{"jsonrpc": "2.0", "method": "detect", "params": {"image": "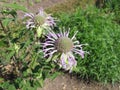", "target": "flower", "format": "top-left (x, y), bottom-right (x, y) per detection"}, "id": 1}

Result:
top-left (42, 29), bottom-right (88, 72)
top-left (24, 8), bottom-right (56, 29)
